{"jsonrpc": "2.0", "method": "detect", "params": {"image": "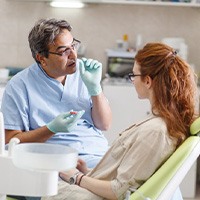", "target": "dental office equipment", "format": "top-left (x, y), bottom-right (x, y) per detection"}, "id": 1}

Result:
top-left (0, 112), bottom-right (78, 200)
top-left (12, 143), bottom-right (77, 171)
